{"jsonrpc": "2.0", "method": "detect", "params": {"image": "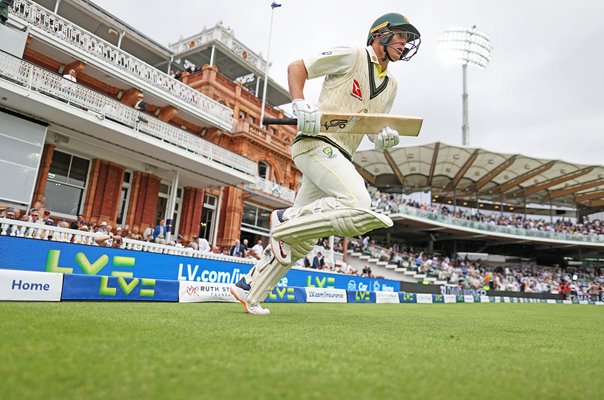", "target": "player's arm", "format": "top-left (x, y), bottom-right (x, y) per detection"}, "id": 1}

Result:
top-left (287, 59), bottom-right (307, 101)
top-left (368, 82), bottom-right (399, 149)
top-left (287, 47), bottom-right (356, 135)
top-left (287, 59), bottom-right (320, 134)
